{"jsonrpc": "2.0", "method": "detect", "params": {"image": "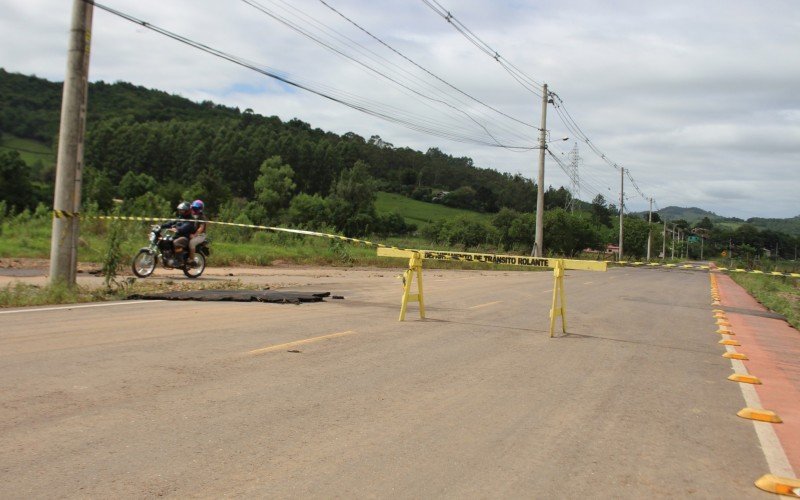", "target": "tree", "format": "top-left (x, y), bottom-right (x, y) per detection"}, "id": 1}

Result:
top-left (442, 186), bottom-right (477, 210)
top-left (492, 208), bottom-right (520, 251)
top-left (288, 193), bottom-right (330, 230)
top-left (591, 194), bottom-right (612, 227)
top-left (620, 216), bottom-right (652, 258)
top-left (331, 160), bottom-right (376, 214)
top-left (83, 165), bottom-right (115, 210)
top-left (0, 150), bottom-right (33, 212)
top-left (118, 171), bottom-right (157, 200)
top-left (327, 161), bottom-right (378, 236)
top-left (543, 208), bottom-right (599, 256)
top-left (544, 186), bottom-right (572, 210)
top-left (694, 216), bottom-right (714, 230)
top-left (253, 155), bottom-right (296, 216)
